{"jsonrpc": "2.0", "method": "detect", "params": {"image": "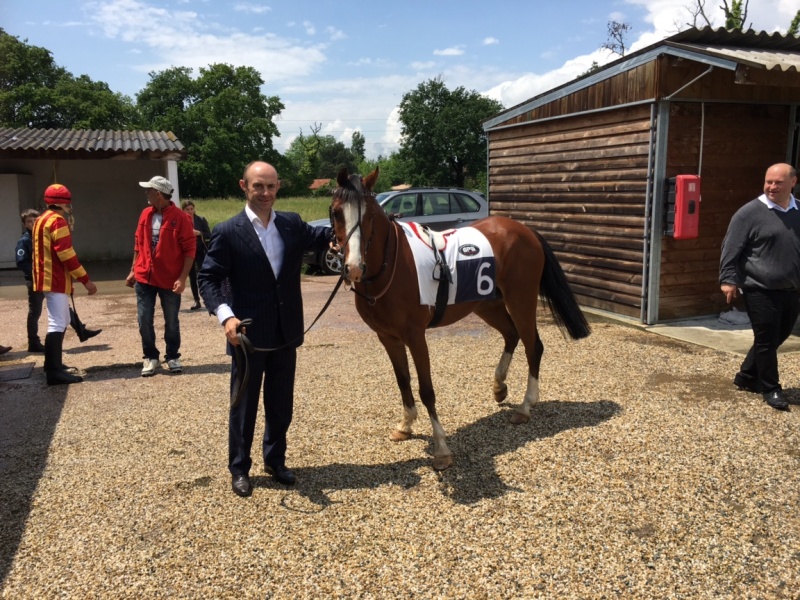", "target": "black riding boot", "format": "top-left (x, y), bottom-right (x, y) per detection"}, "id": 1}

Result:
top-left (70, 308), bottom-right (102, 342)
top-left (44, 332), bottom-right (83, 385)
top-left (28, 337), bottom-right (46, 353)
